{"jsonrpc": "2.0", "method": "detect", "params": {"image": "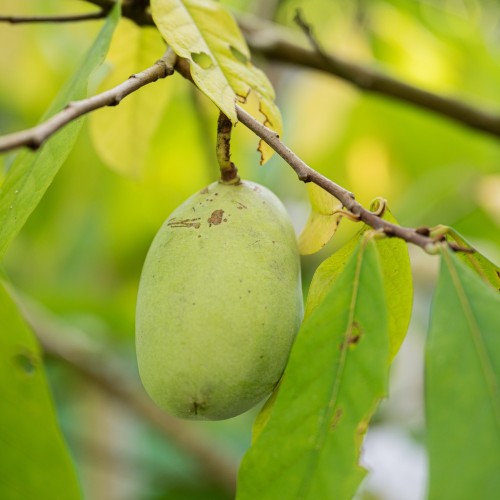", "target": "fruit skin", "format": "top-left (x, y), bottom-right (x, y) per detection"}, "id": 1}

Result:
top-left (136, 180), bottom-right (303, 420)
